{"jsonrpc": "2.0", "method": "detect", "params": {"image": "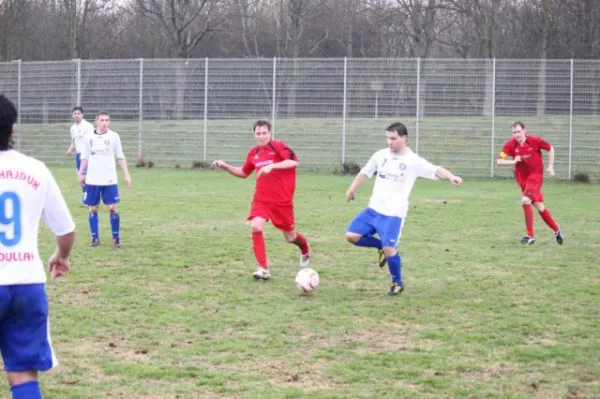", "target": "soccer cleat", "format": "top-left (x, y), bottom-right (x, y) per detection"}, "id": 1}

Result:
top-left (252, 267), bottom-right (270, 280)
top-left (113, 238), bottom-right (120, 248)
top-left (554, 229), bottom-right (564, 245)
top-left (300, 253), bottom-right (310, 268)
top-left (90, 238), bottom-right (100, 247)
top-left (387, 282), bottom-right (404, 296)
top-left (520, 236), bottom-right (535, 245)
top-left (378, 249), bottom-right (387, 268)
